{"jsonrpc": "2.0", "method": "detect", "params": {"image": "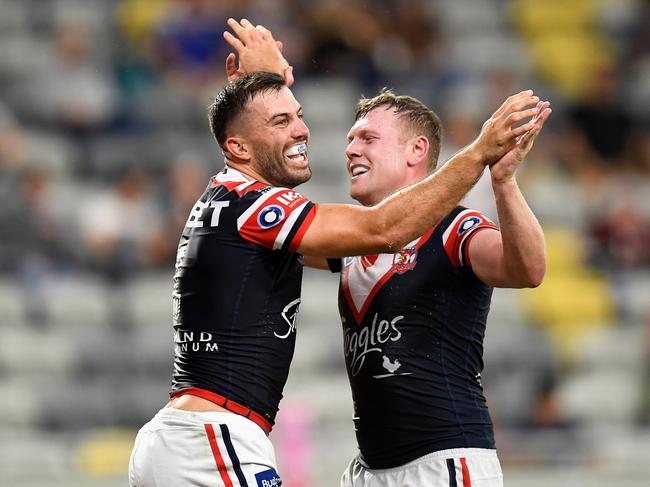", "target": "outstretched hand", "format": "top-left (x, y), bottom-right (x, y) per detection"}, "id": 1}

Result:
top-left (223, 18), bottom-right (294, 86)
top-left (490, 101), bottom-right (552, 184)
top-left (470, 90), bottom-right (542, 166)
